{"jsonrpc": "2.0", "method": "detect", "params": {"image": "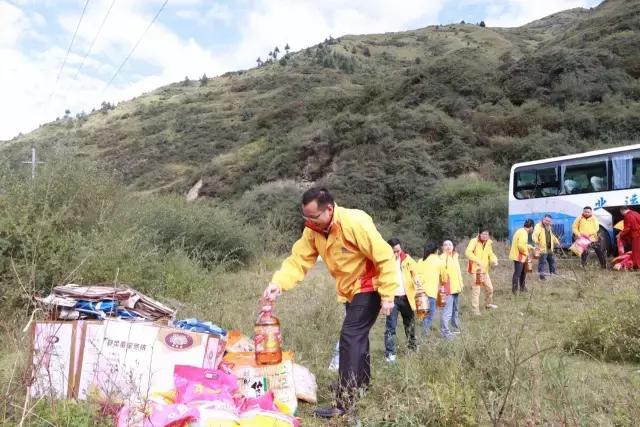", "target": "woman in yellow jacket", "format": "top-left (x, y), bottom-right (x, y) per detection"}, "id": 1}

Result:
top-left (509, 218), bottom-right (535, 295)
top-left (439, 240), bottom-right (463, 340)
top-left (415, 241), bottom-right (445, 337)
